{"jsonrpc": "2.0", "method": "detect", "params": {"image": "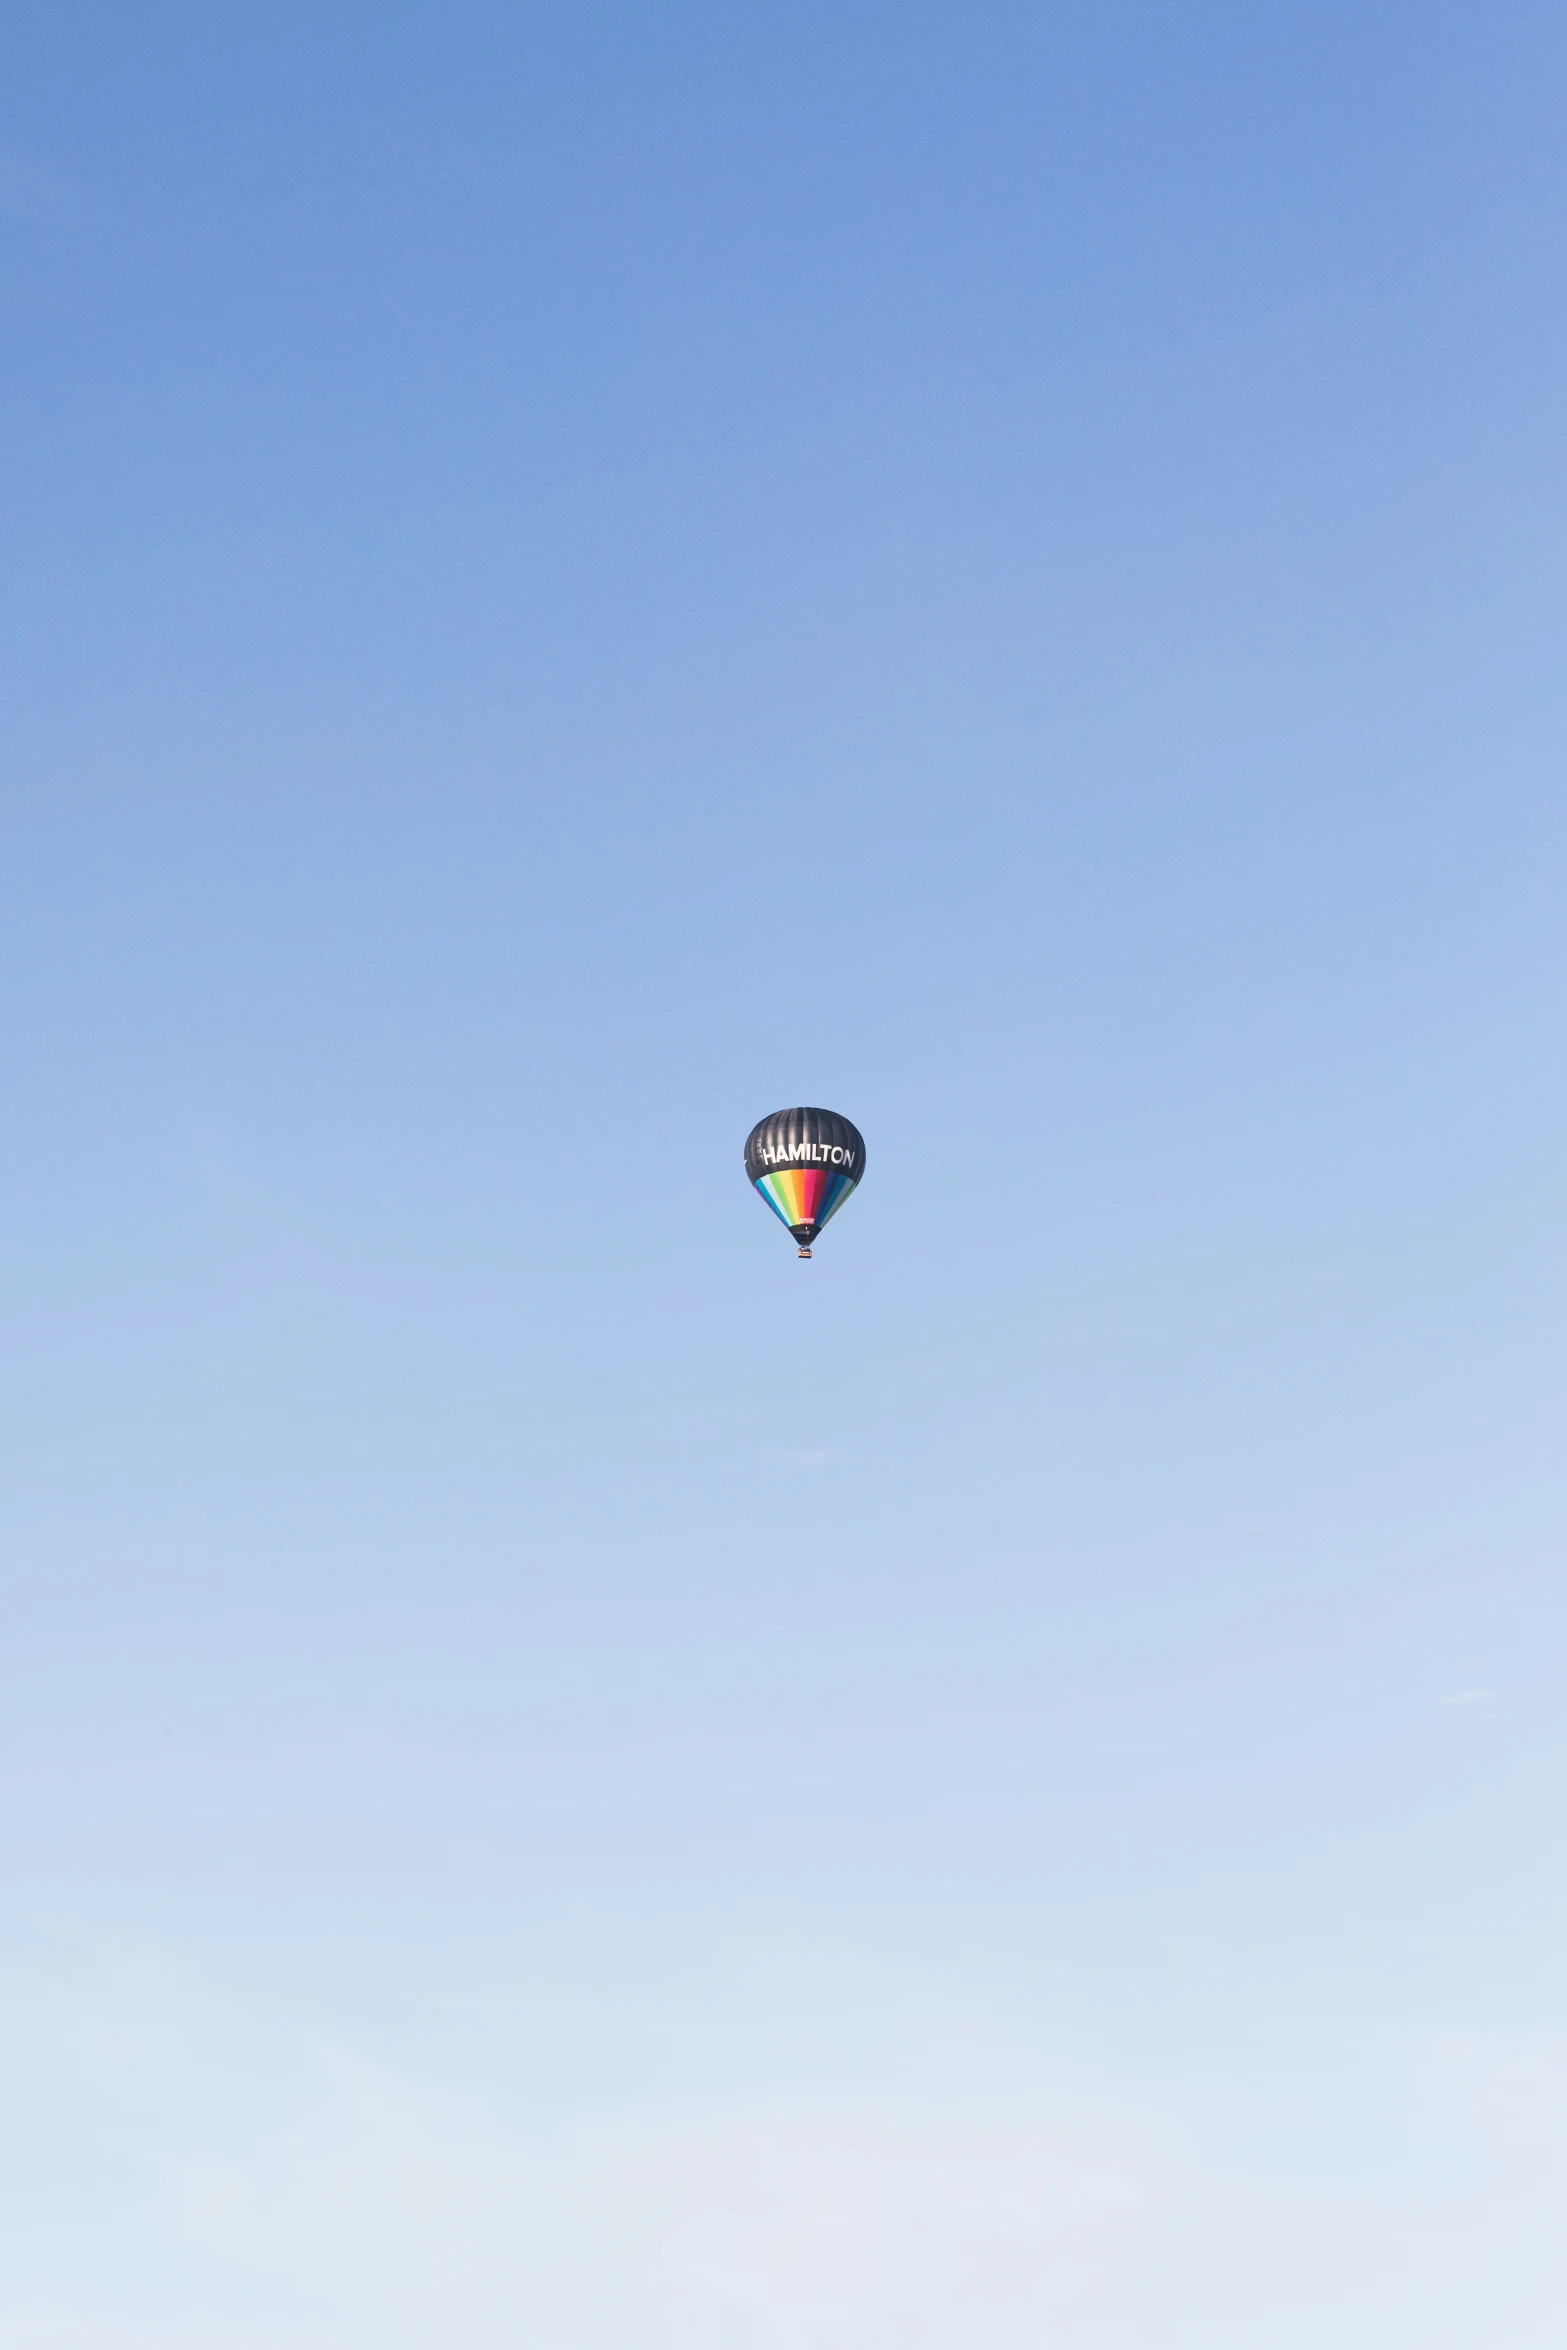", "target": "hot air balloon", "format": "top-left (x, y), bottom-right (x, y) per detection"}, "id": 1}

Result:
top-left (744, 1107), bottom-right (866, 1258)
